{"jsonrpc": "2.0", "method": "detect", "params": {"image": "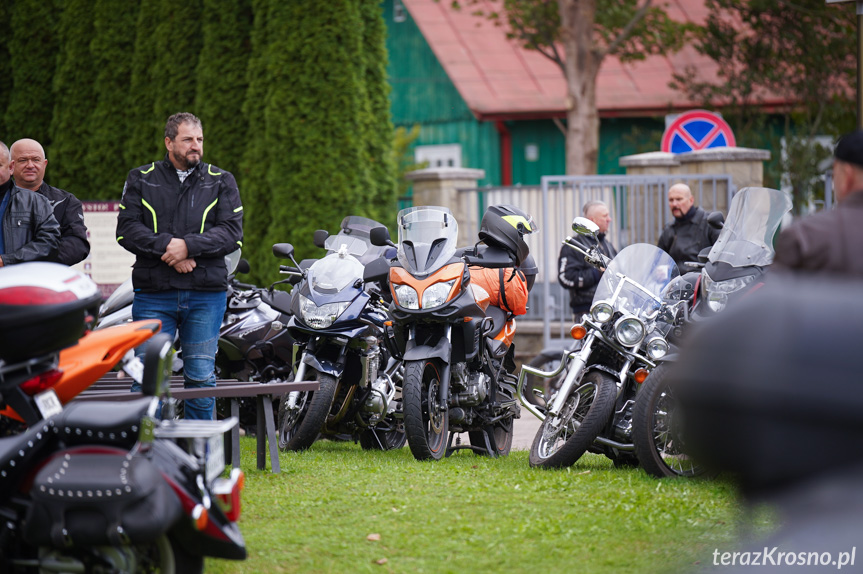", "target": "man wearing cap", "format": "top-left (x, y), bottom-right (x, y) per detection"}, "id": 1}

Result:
top-left (773, 130), bottom-right (863, 277)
